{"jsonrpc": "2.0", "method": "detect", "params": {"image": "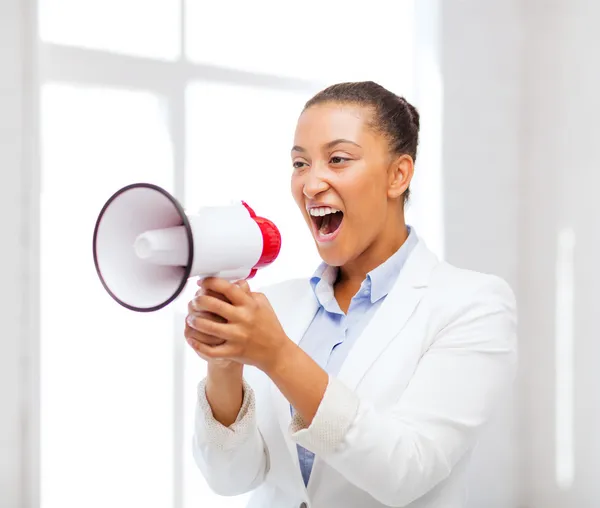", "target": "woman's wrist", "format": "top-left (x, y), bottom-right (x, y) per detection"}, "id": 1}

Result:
top-left (262, 340), bottom-right (328, 425)
top-left (262, 339), bottom-right (299, 379)
top-left (207, 360), bottom-right (243, 380)
top-left (205, 361), bottom-right (244, 427)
